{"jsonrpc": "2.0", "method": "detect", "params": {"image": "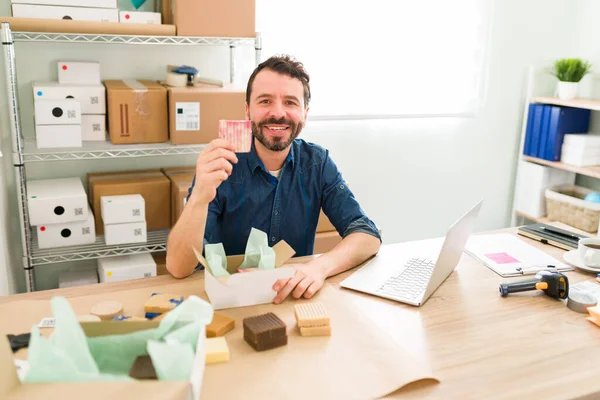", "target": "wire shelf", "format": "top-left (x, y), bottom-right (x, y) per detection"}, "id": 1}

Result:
top-left (13, 31), bottom-right (257, 46)
top-left (22, 139), bottom-right (205, 162)
top-left (30, 229), bottom-right (169, 266)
